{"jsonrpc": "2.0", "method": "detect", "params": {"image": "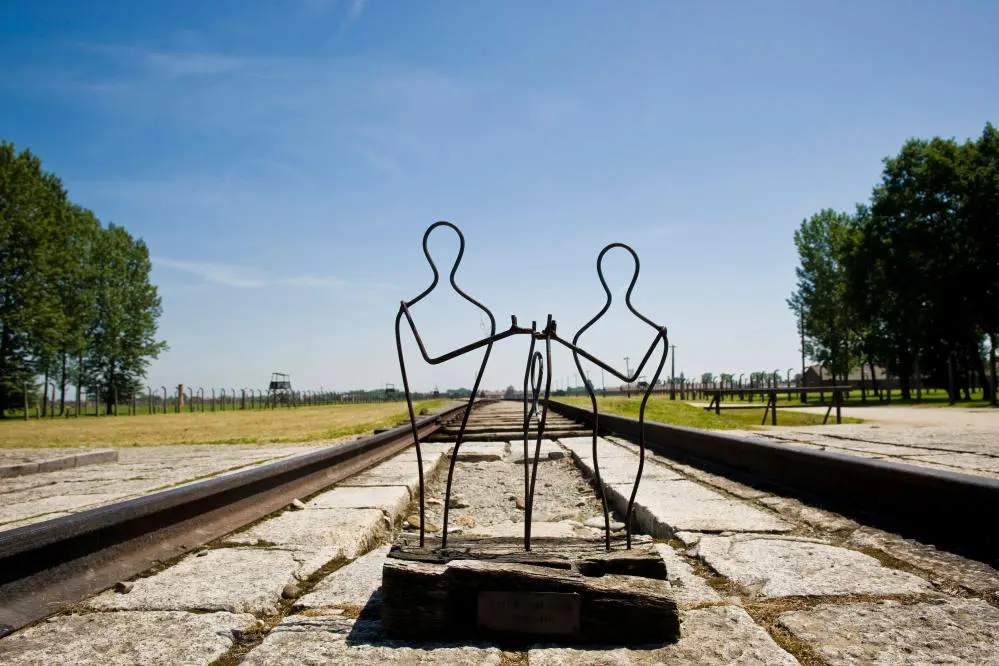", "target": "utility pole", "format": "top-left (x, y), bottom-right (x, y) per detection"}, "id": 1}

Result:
top-left (669, 345), bottom-right (677, 400)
